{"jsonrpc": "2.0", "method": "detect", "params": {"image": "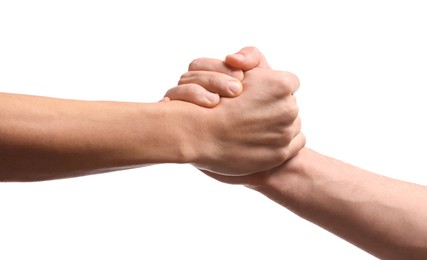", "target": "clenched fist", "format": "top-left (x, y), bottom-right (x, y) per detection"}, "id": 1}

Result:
top-left (165, 47), bottom-right (305, 176)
